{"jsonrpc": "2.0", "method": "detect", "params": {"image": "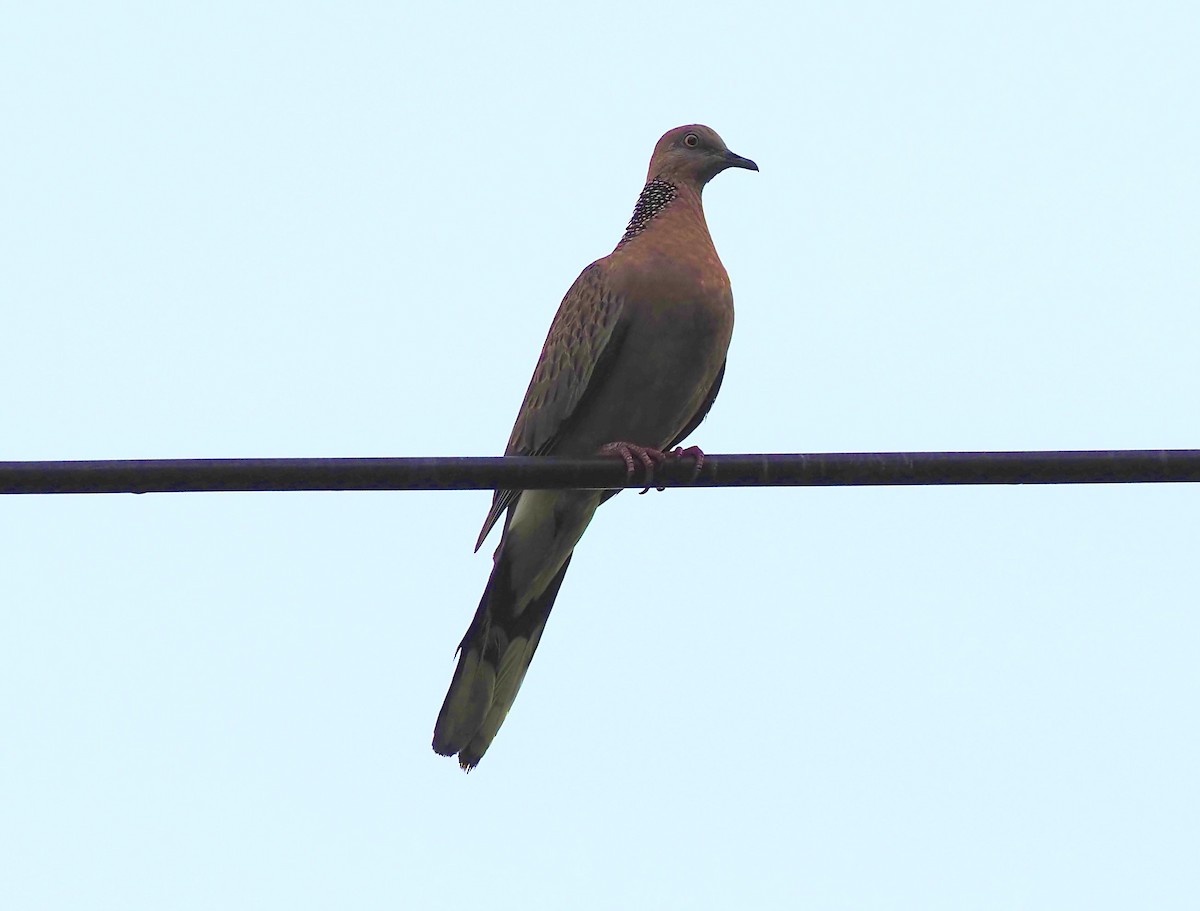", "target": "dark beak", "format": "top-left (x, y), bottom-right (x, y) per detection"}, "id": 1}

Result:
top-left (723, 149), bottom-right (759, 172)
